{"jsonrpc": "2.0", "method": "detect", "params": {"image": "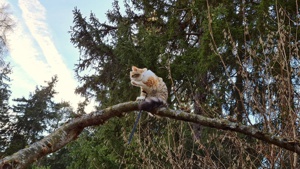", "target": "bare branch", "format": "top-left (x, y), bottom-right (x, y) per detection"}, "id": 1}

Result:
top-left (1, 101), bottom-right (300, 168)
